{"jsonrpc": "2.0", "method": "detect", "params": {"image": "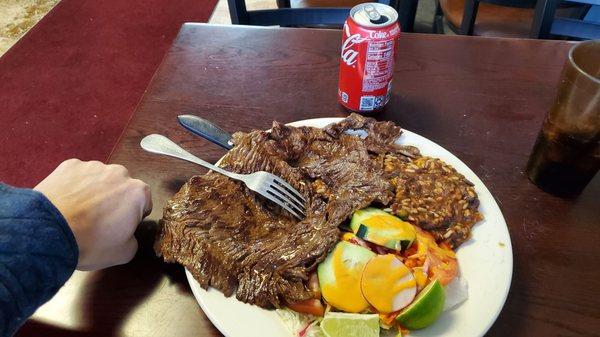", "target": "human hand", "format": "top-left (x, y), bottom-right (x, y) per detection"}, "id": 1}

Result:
top-left (34, 159), bottom-right (152, 271)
